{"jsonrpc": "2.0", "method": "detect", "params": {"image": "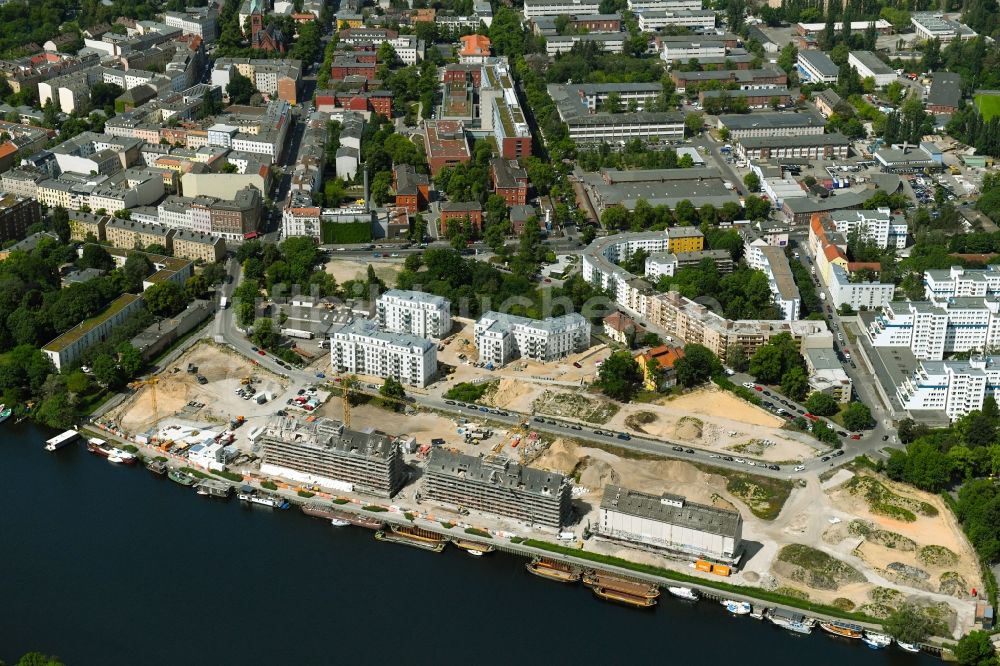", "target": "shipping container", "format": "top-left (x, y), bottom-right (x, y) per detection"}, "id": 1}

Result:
top-left (695, 560), bottom-right (713, 572)
top-left (712, 564), bottom-right (731, 577)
